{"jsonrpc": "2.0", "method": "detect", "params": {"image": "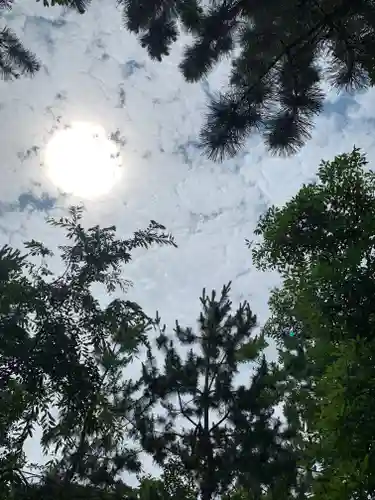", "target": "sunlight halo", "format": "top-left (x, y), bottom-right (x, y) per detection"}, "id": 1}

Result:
top-left (44, 121), bottom-right (122, 199)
